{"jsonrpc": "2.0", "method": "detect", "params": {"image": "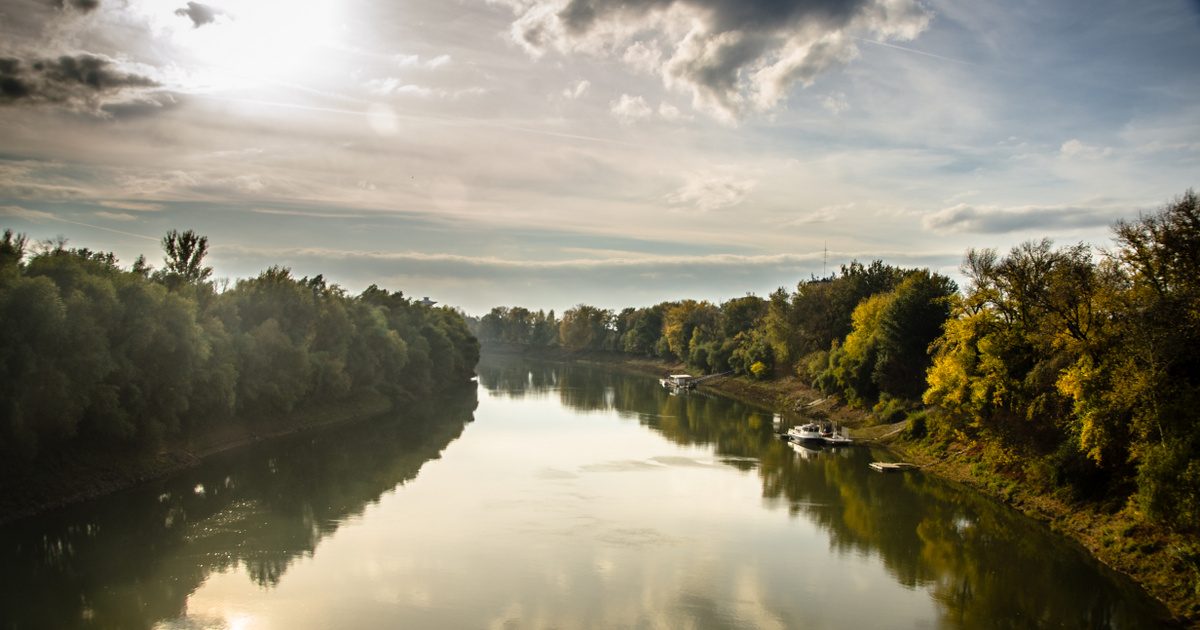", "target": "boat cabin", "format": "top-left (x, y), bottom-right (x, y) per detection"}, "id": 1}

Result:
top-left (660, 374), bottom-right (697, 390)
